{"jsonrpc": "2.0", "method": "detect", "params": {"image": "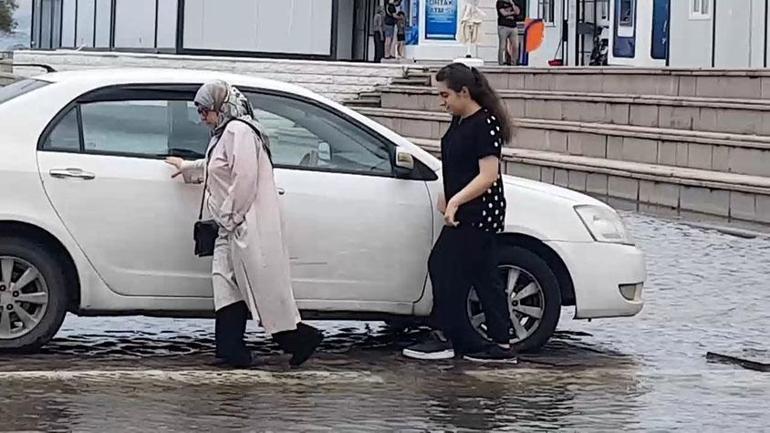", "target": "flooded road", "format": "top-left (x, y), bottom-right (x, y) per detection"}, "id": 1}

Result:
top-left (1, 213), bottom-right (769, 432)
